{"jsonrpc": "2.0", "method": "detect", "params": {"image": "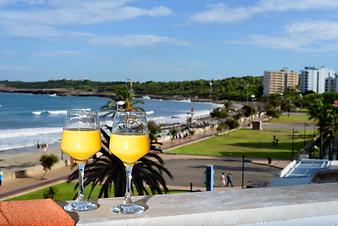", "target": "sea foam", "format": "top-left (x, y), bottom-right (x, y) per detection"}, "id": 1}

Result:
top-left (0, 127), bottom-right (62, 151)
